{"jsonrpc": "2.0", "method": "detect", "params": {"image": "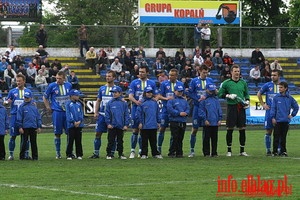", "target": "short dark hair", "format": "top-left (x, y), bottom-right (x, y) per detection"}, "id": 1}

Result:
top-left (57, 71), bottom-right (65, 78)
top-left (139, 65), bottom-right (149, 73)
top-left (279, 81), bottom-right (288, 89)
top-left (16, 74), bottom-right (26, 81)
top-left (107, 70), bottom-right (117, 78)
top-left (200, 64), bottom-right (209, 71)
